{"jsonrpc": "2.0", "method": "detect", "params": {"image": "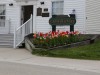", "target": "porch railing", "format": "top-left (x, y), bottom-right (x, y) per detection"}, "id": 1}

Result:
top-left (14, 15), bottom-right (33, 48)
